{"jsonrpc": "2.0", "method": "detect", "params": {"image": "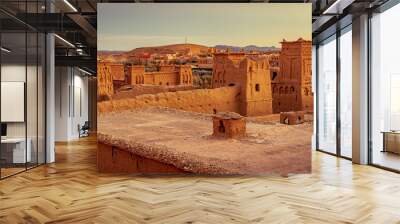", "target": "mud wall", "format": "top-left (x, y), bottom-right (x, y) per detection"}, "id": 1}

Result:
top-left (112, 85), bottom-right (194, 100)
top-left (98, 86), bottom-right (241, 114)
